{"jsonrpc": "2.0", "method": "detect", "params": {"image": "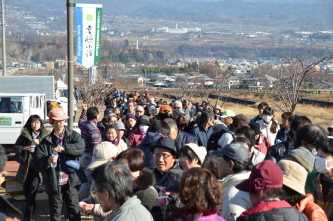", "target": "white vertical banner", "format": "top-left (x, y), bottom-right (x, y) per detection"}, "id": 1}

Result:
top-left (76, 4), bottom-right (103, 69)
